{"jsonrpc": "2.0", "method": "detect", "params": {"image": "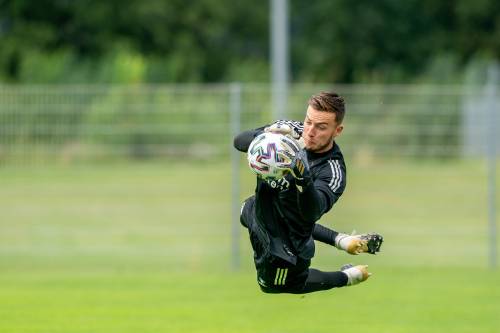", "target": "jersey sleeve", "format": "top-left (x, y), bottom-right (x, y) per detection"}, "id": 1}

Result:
top-left (313, 159), bottom-right (346, 213)
top-left (233, 126), bottom-right (266, 152)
